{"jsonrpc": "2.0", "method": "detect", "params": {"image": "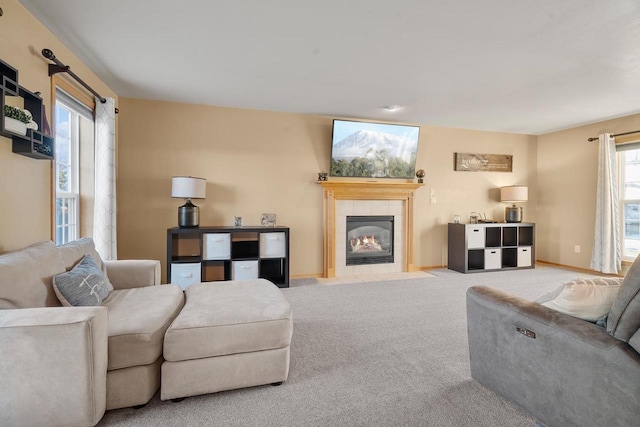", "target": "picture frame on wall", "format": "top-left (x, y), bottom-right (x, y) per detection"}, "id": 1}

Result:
top-left (454, 153), bottom-right (512, 172)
